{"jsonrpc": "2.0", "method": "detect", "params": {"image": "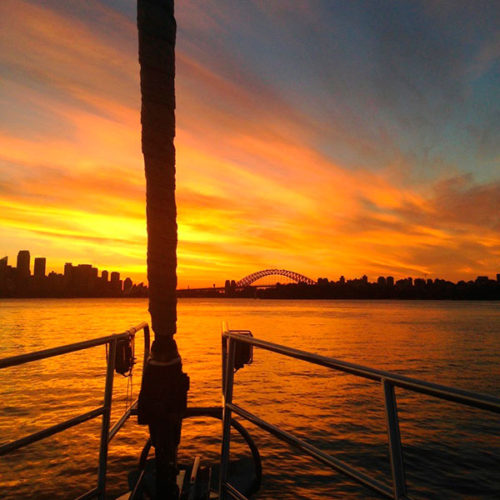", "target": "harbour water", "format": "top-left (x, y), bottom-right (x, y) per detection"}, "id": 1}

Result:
top-left (0, 298), bottom-right (499, 499)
